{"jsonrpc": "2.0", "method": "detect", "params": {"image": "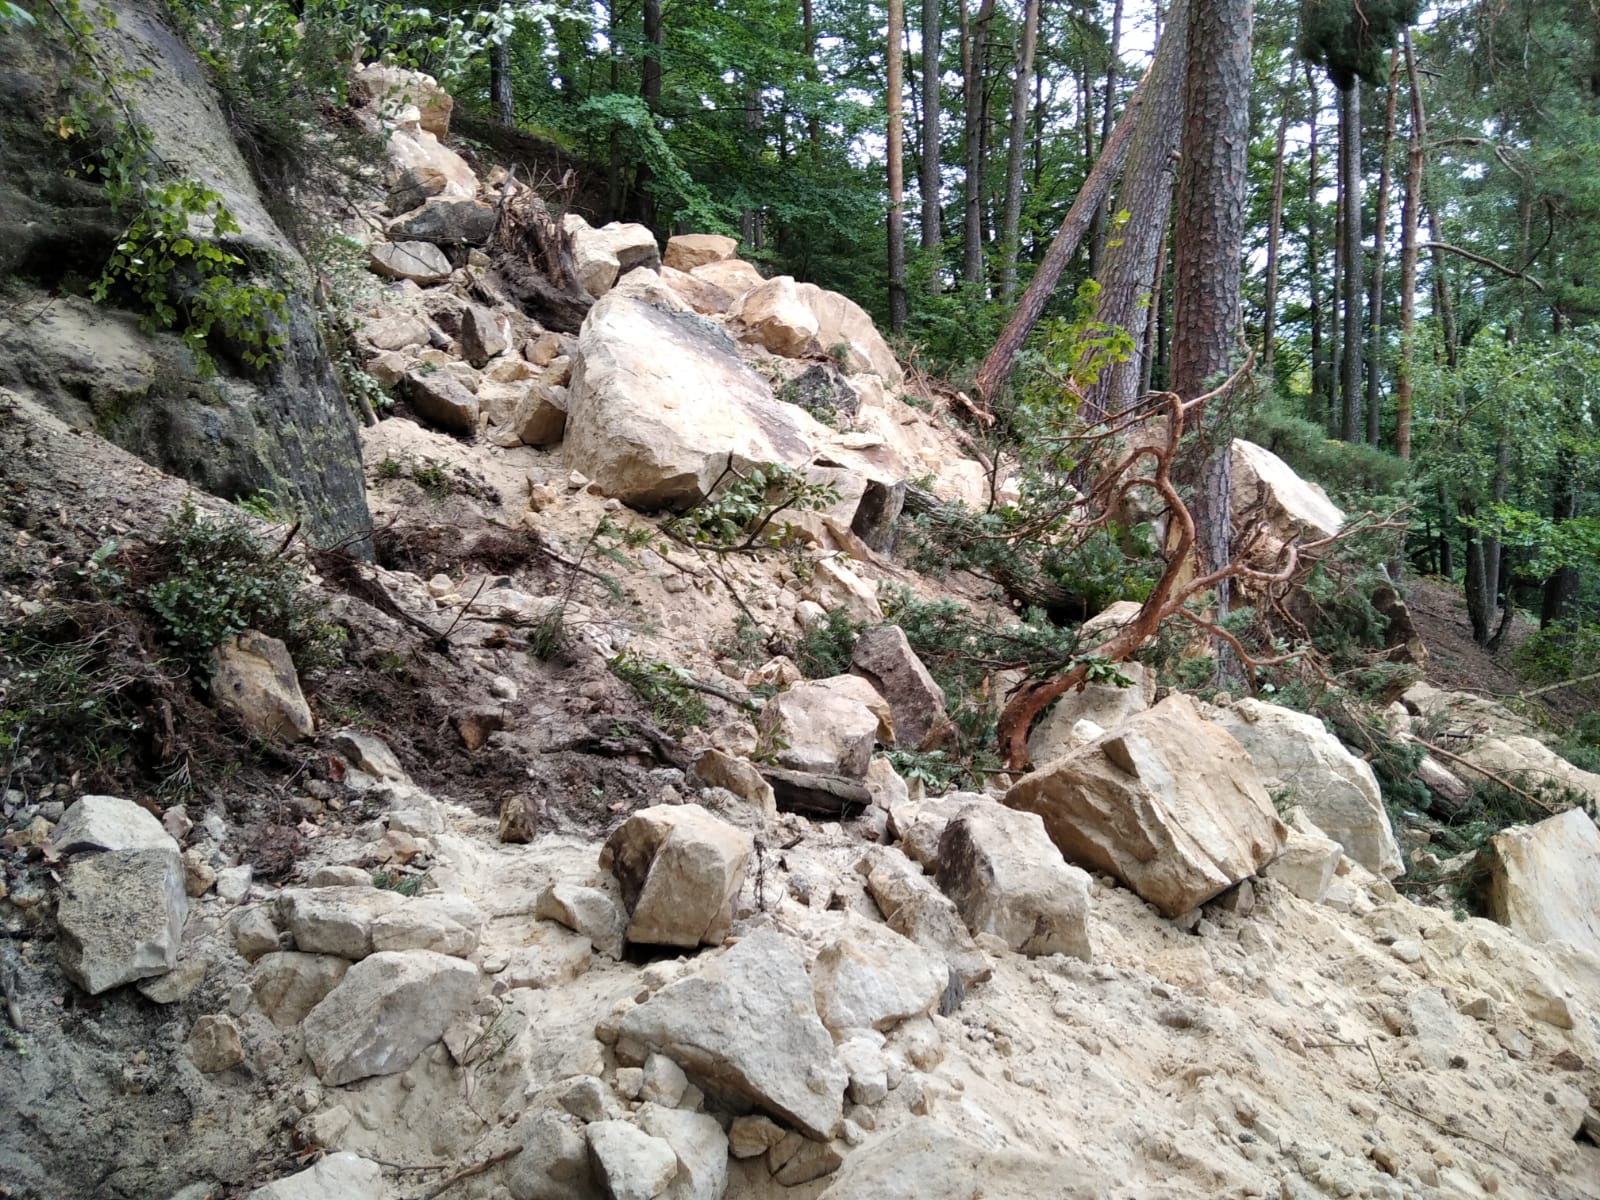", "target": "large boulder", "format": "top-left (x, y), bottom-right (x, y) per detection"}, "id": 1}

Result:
top-left (586, 1121), bottom-right (679, 1200)
top-left (56, 847), bottom-right (187, 994)
top-left (302, 950), bottom-right (480, 1085)
top-left (248, 1152), bottom-right (384, 1200)
top-left (563, 294), bottom-right (822, 509)
top-left (1230, 438), bottom-right (1344, 544)
top-left (368, 239), bottom-right (454, 285)
top-left (600, 805), bottom-right (753, 948)
top-left (279, 886), bottom-right (407, 960)
top-left (756, 676), bottom-right (891, 779)
top-left (1462, 736), bottom-right (1600, 808)
top-left (1262, 811), bottom-right (1344, 903)
top-left (732, 276), bottom-right (820, 356)
top-left (689, 258), bottom-right (764, 297)
top-left (1485, 808), bottom-right (1600, 960)
top-left (514, 384), bottom-right (569, 446)
top-left (794, 282), bottom-right (903, 387)
top-left (387, 197), bottom-right (497, 246)
top-left (1026, 662), bottom-right (1155, 763)
top-left (406, 369), bottom-right (480, 435)
top-left (250, 951), bottom-right (351, 1027)
top-left (858, 845), bottom-right (990, 988)
top-left (810, 915), bottom-right (947, 1035)
top-left (935, 804), bottom-right (1093, 959)
top-left (1208, 698), bottom-right (1403, 878)
top-left (211, 630), bottom-right (314, 741)
top-left (381, 131), bottom-right (478, 213)
top-left (664, 234), bottom-right (739, 271)
top-left (1005, 694), bottom-right (1286, 917)
top-left (352, 63), bottom-right (453, 139)
top-left (618, 928), bottom-right (848, 1140)
top-left (849, 625), bottom-right (947, 750)
top-left (564, 216), bottom-right (662, 297)
top-left (50, 794), bottom-right (171, 854)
